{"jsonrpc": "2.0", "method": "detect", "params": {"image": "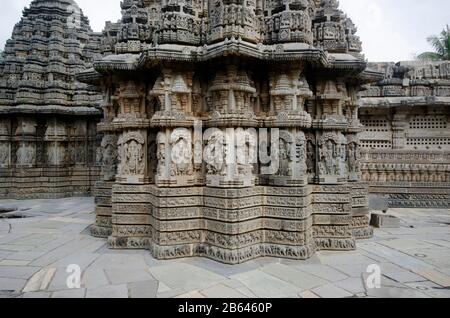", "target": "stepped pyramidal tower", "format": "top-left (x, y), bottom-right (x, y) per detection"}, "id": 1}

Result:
top-left (77, 0), bottom-right (378, 264)
top-left (0, 0), bottom-right (103, 198)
